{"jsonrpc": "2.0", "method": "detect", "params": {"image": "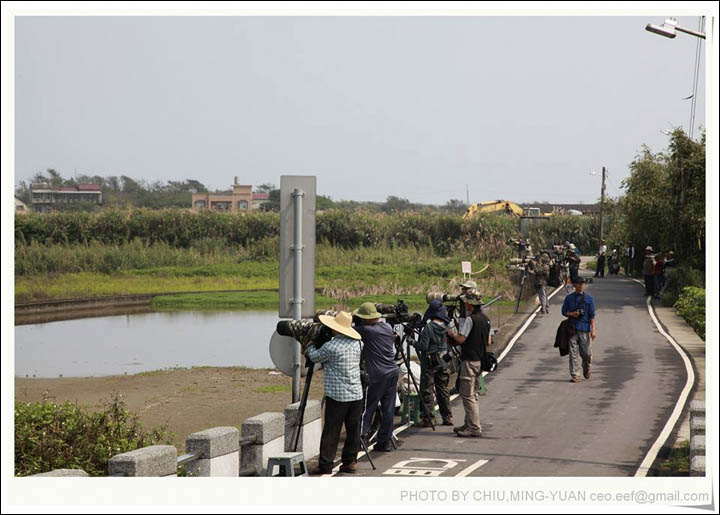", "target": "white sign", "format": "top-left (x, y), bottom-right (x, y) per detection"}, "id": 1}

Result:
top-left (461, 261), bottom-right (472, 274)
